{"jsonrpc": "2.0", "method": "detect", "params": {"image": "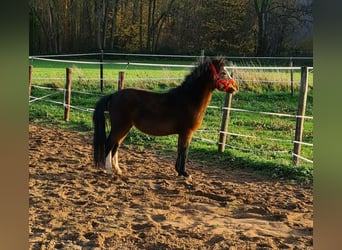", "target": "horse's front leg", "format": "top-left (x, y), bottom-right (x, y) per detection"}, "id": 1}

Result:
top-left (175, 133), bottom-right (192, 177)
